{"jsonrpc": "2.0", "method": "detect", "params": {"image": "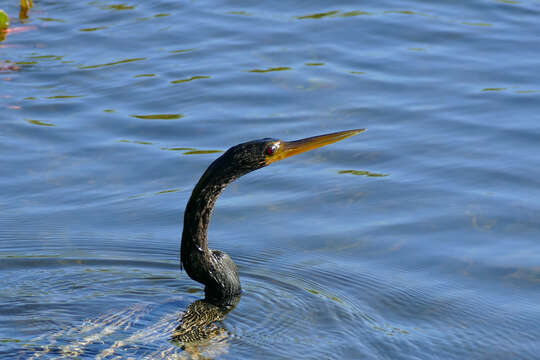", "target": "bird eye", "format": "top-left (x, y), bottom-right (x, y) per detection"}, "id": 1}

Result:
top-left (265, 144), bottom-right (278, 156)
